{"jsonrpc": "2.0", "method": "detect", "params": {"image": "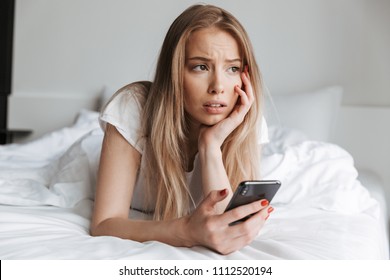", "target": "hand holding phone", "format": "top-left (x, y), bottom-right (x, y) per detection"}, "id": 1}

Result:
top-left (225, 180), bottom-right (281, 225)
